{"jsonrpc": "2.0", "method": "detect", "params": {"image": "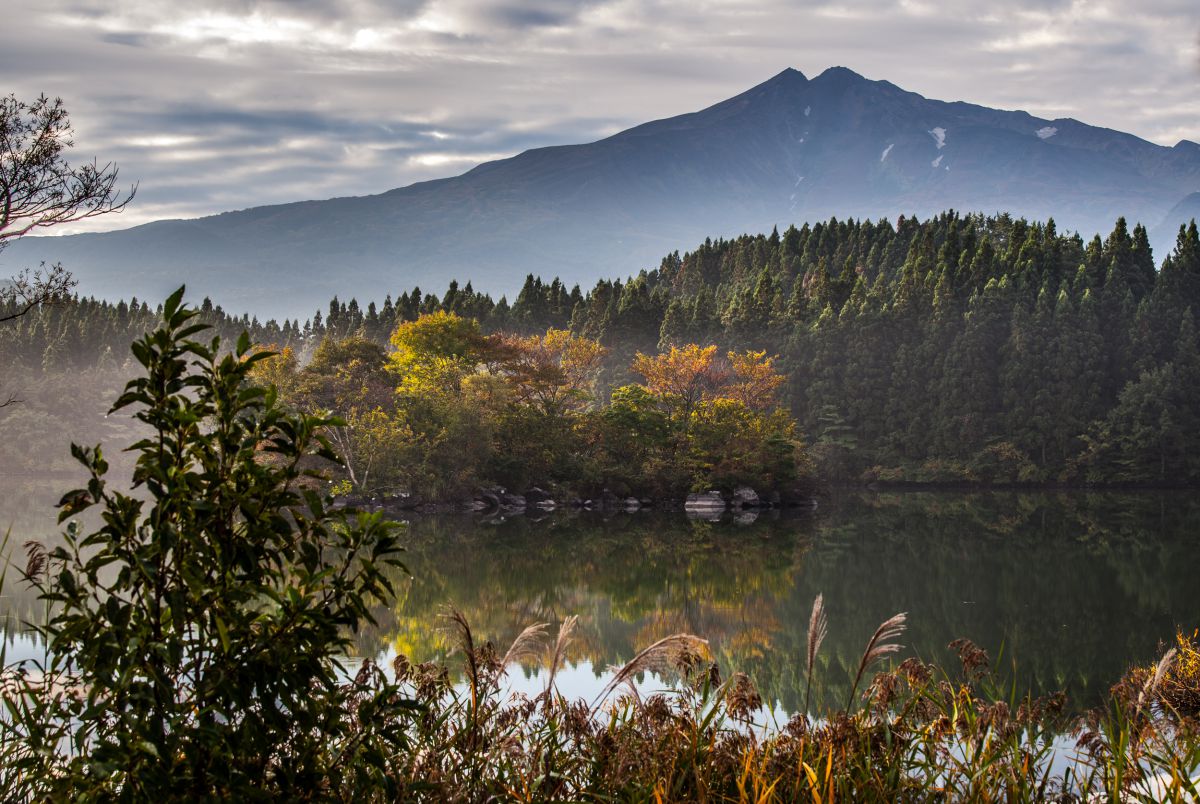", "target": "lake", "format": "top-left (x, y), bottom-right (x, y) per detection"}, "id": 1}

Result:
top-left (3, 482), bottom-right (1198, 715)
